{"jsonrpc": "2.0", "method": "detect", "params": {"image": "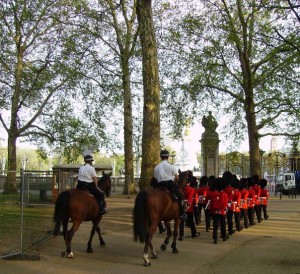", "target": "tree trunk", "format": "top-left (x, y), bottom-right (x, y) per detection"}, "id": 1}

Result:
top-left (245, 96), bottom-right (262, 177)
top-left (4, 28), bottom-right (23, 194)
top-left (4, 133), bottom-right (18, 193)
top-left (122, 59), bottom-right (135, 195)
top-left (237, 7), bottom-right (262, 178)
top-left (137, 0), bottom-right (160, 190)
